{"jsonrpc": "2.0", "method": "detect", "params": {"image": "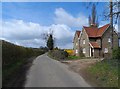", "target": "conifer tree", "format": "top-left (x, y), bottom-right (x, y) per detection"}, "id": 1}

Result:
top-left (47, 34), bottom-right (54, 50)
